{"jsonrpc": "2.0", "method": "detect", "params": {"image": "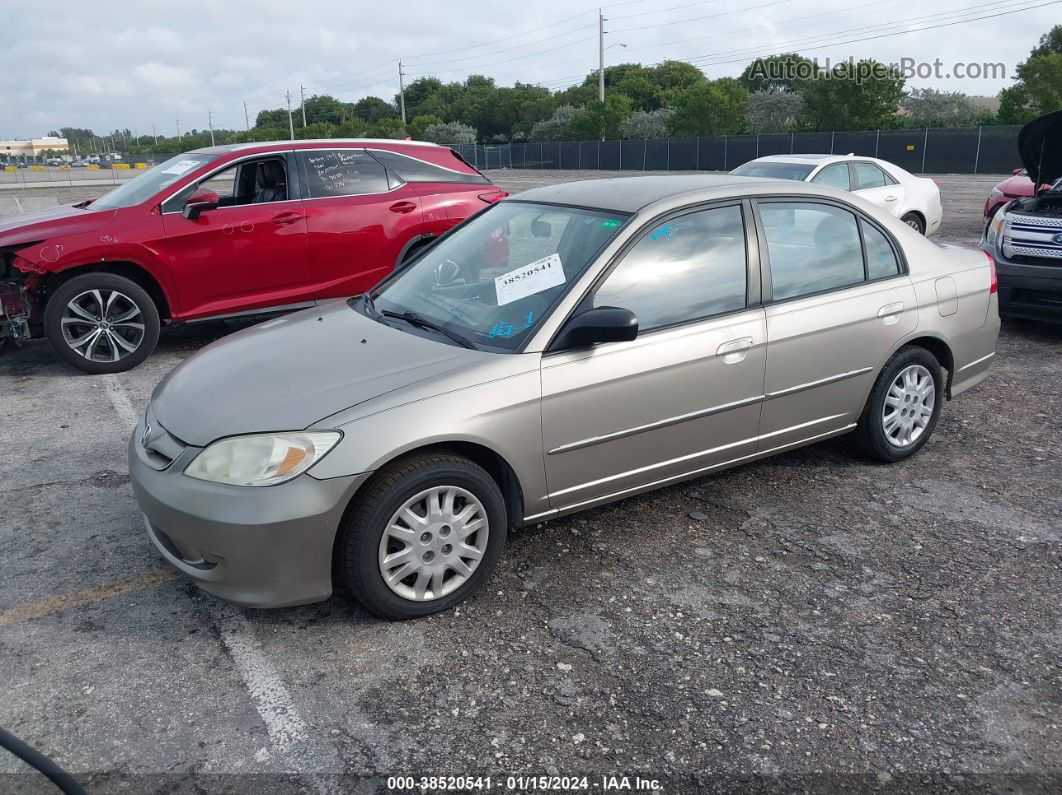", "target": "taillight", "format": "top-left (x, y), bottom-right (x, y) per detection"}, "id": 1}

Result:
top-left (478, 191), bottom-right (507, 204)
top-left (983, 249), bottom-right (997, 293)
